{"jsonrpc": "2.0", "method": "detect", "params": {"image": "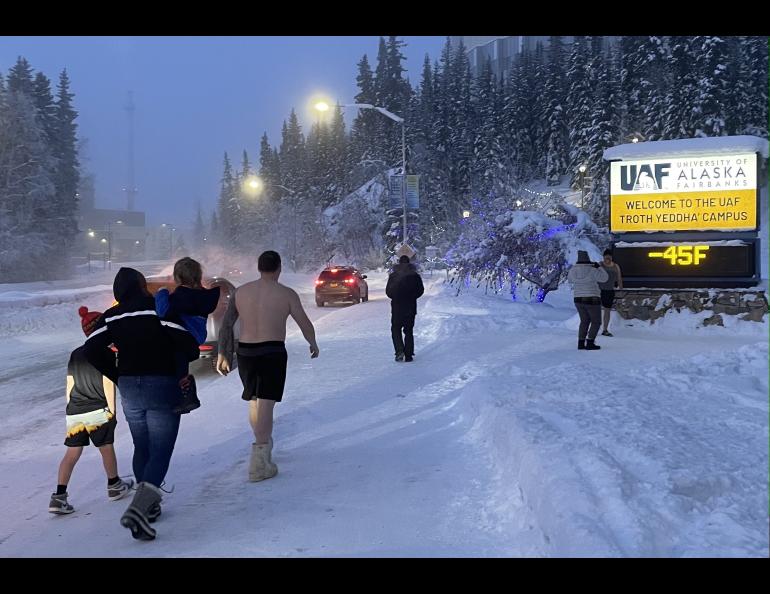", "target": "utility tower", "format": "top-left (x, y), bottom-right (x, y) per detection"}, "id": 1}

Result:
top-left (124, 91), bottom-right (137, 211)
